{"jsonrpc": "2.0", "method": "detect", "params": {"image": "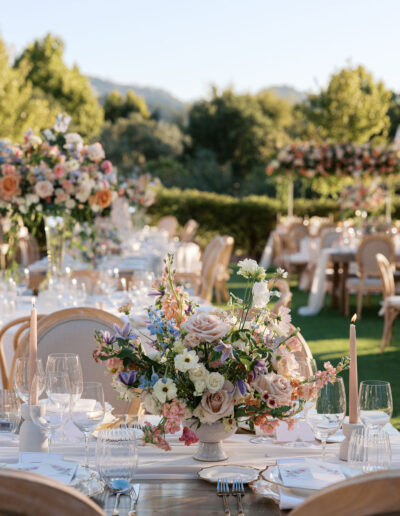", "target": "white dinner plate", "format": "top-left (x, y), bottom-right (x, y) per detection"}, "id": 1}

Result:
top-left (261, 465), bottom-right (316, 496)
top-left (198, 465), bottom-right (260, 484)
